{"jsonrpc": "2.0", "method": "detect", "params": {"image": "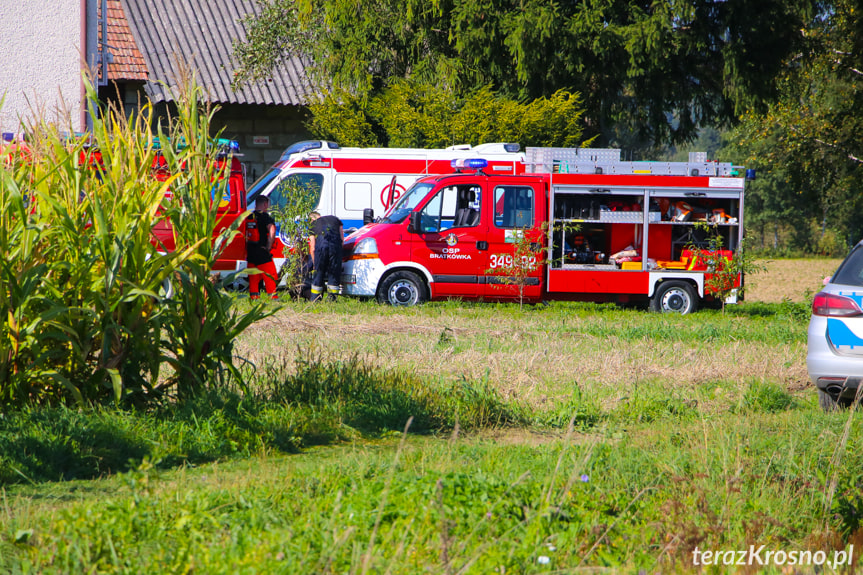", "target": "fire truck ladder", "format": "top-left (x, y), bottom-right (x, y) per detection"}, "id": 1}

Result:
top-left (525, 148), bottom-right (739, 177)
